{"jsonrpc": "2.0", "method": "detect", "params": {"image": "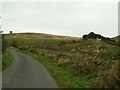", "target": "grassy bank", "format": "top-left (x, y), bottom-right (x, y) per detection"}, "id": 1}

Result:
top-left (2, 49), bottom-right (14, 71)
